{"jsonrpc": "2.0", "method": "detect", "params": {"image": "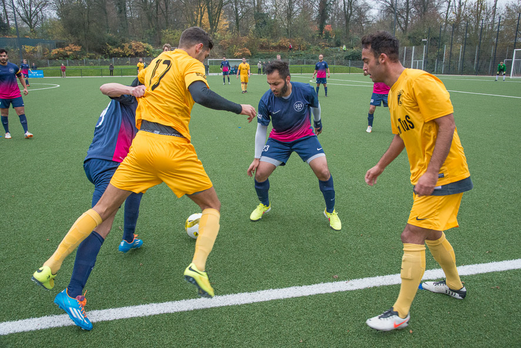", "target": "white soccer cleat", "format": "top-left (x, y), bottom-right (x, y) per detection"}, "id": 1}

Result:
top-left (24, 131), bottom-right (33, 139)
top-left (4, 132), bottom-right (12, 139)
top-left (366, 307), bottom-right (410, 331)
top-left (366, 126), bottom-right (372, 133)
top-left (420, 280), bottom-right (466, 299)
